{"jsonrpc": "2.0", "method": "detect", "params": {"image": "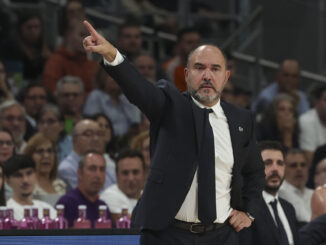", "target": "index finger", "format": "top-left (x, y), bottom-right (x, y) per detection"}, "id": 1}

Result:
top-left (83, 20), bottom-right (98, 37)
